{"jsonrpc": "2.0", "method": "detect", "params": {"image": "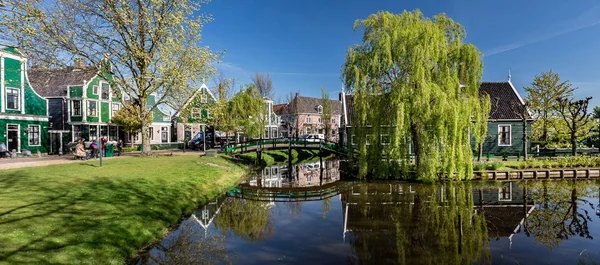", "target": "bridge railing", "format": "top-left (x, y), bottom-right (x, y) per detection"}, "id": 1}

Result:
top-left (224, 137), bottom-right (348, 154)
